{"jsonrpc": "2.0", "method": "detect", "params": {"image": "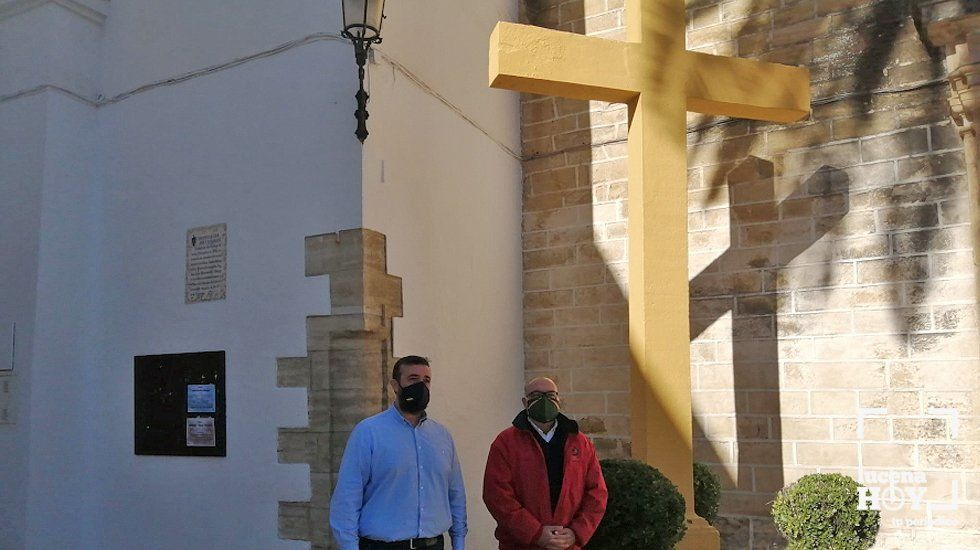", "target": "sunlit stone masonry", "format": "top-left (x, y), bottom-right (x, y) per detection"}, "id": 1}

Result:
top-left (517, 0), bottom-right (978, 547)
